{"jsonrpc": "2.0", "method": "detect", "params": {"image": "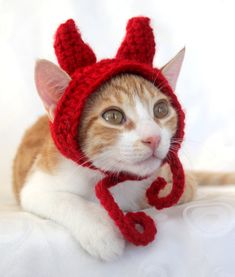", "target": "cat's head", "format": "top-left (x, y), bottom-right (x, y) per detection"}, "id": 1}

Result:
top-left (35, 49), bottom-right (185, 177)
top-left (35, 17), bottom-right (185, 177)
